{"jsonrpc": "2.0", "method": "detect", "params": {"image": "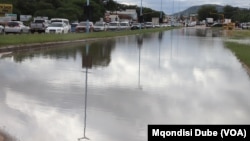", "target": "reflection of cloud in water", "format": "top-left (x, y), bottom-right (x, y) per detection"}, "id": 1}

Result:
top-left (3, 89), bottom-right (111, 141)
